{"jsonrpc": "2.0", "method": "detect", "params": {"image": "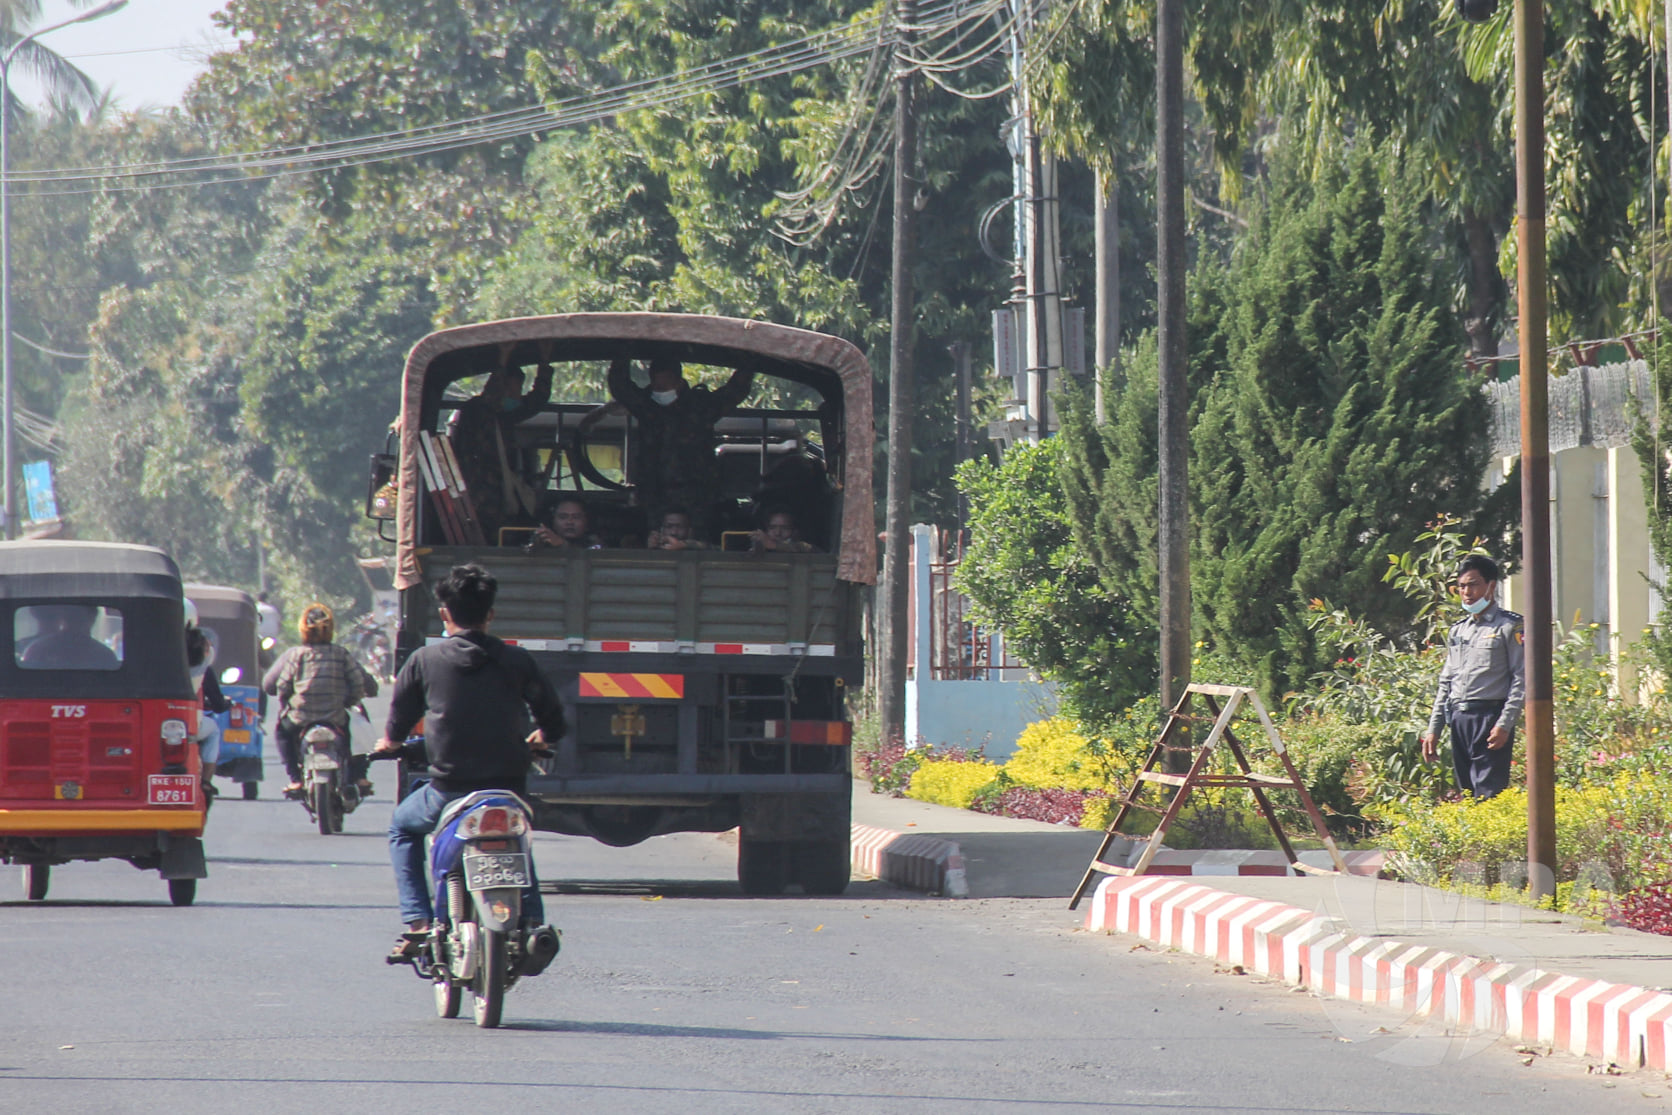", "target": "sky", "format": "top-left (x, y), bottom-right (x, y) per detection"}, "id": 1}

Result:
top-left (11, 0), bottom-right (235, 111)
